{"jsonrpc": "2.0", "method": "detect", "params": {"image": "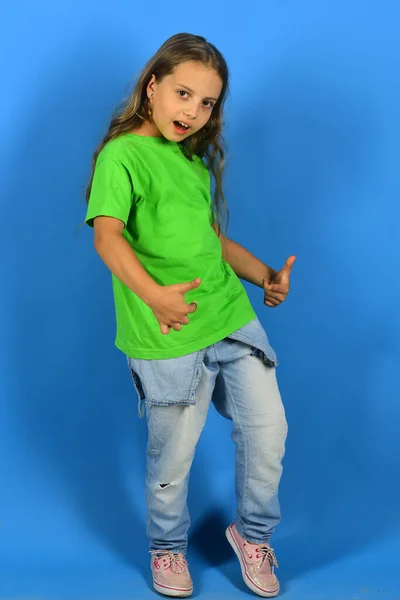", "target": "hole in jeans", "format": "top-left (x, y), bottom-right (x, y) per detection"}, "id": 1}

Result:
top-left (159, 483), bottom-right (170, 489)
